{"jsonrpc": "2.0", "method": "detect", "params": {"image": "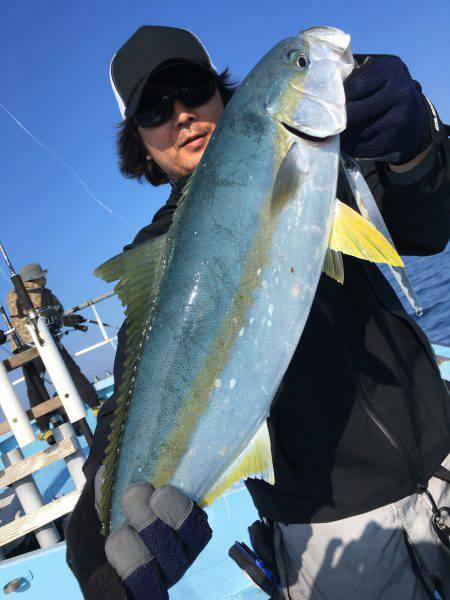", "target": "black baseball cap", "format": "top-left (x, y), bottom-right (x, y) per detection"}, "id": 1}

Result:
top-left (110, 26), bottom-right (215, 119)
